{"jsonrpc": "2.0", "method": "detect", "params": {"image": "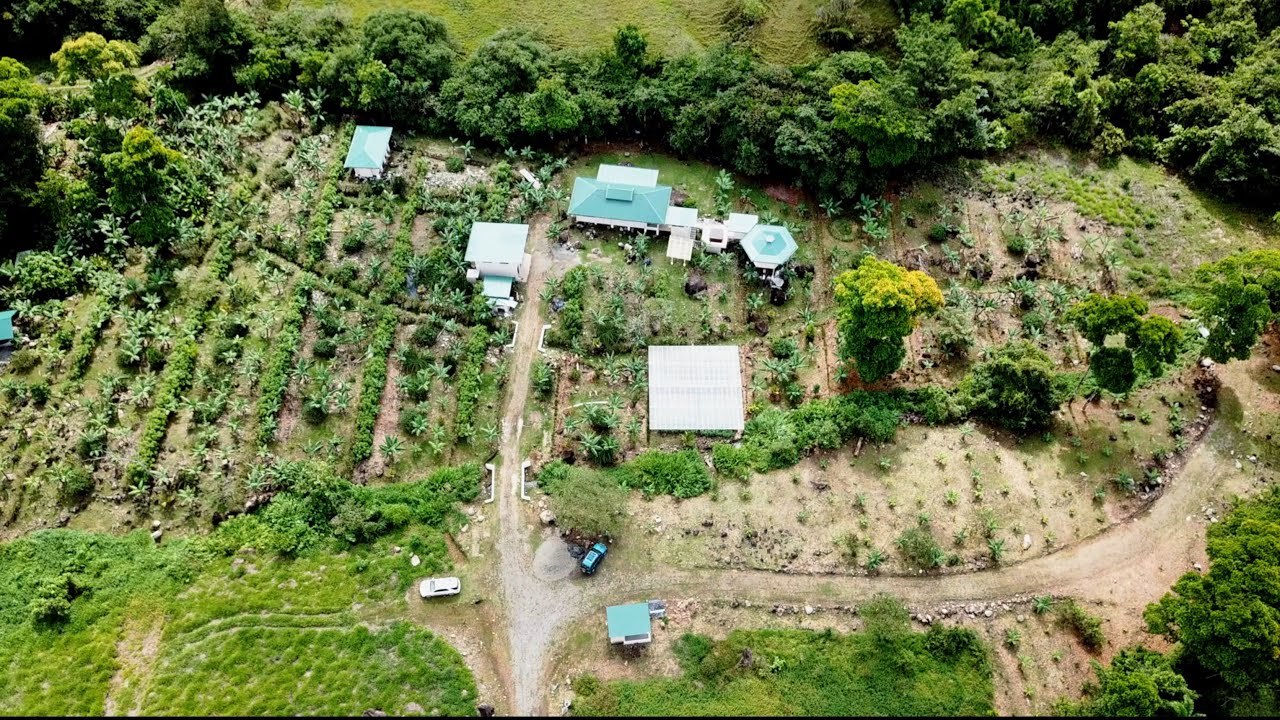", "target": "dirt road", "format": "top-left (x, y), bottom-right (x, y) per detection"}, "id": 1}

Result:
top-left (487, 219), bottom-right (1242, 715)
